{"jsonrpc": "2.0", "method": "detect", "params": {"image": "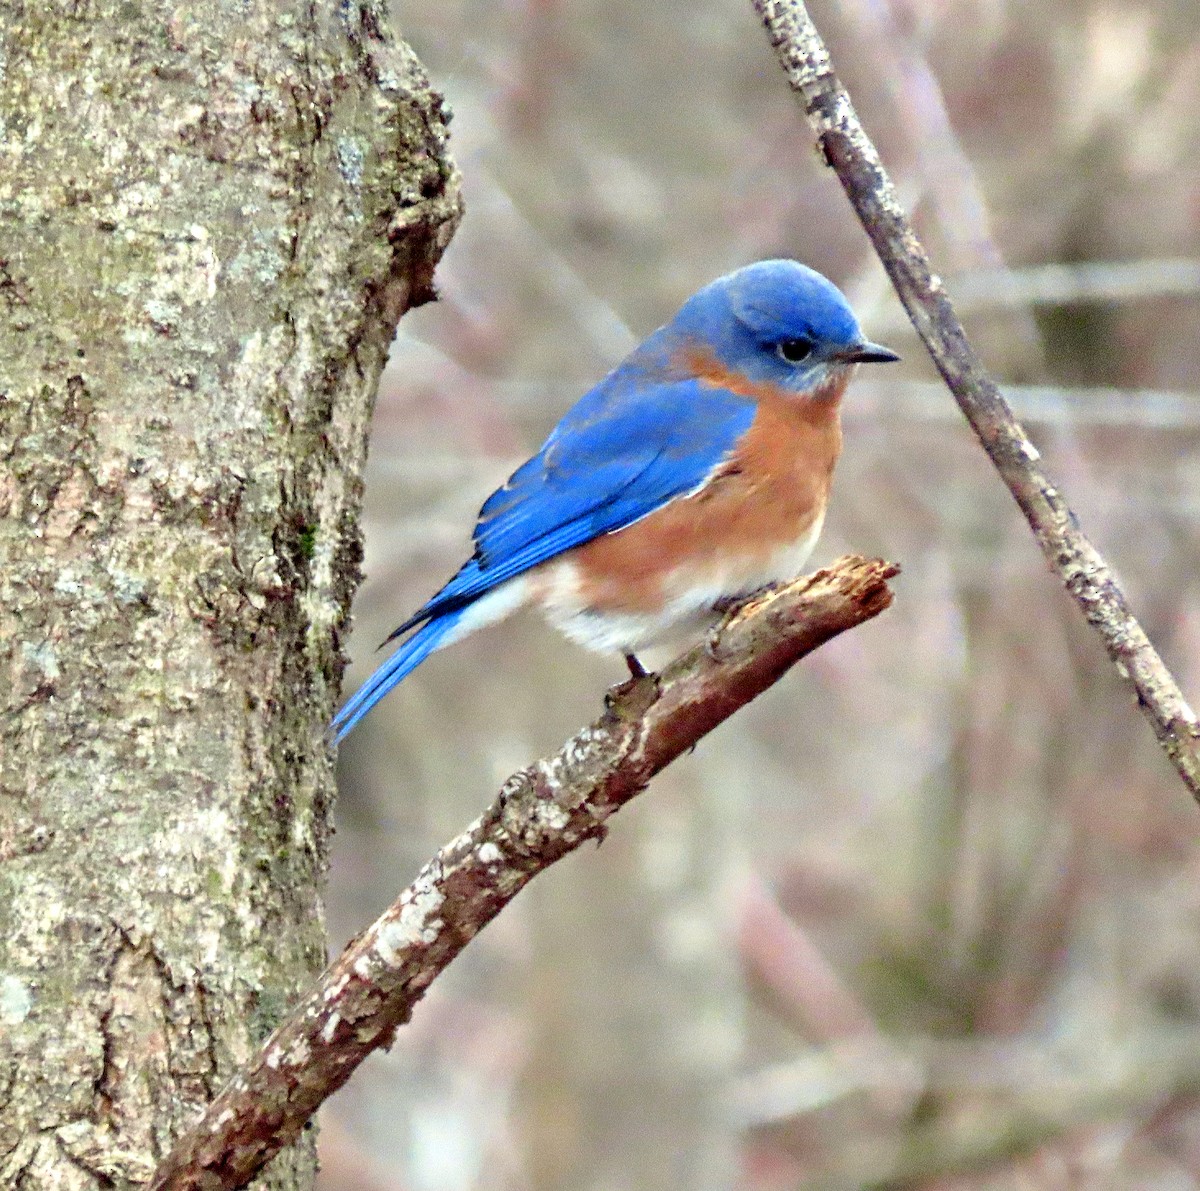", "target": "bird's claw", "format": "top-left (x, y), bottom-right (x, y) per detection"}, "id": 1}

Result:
top-left (603, 669), bottom-right (659, 720)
